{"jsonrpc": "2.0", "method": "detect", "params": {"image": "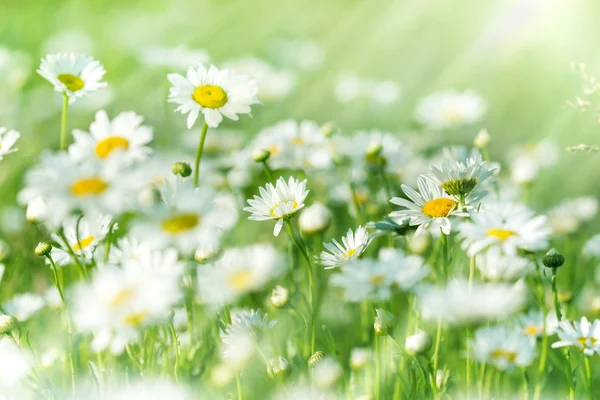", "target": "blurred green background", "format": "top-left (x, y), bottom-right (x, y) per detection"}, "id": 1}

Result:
top-left (0, 0), bottom-right (599, 226)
